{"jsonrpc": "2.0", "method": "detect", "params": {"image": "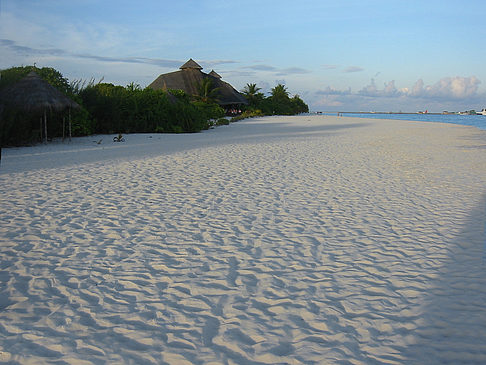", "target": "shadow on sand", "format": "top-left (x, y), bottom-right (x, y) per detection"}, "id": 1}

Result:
top-left (404, 193), bottom-right (486, 364)
top-left (0, 118), bottom-right (369, 174)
